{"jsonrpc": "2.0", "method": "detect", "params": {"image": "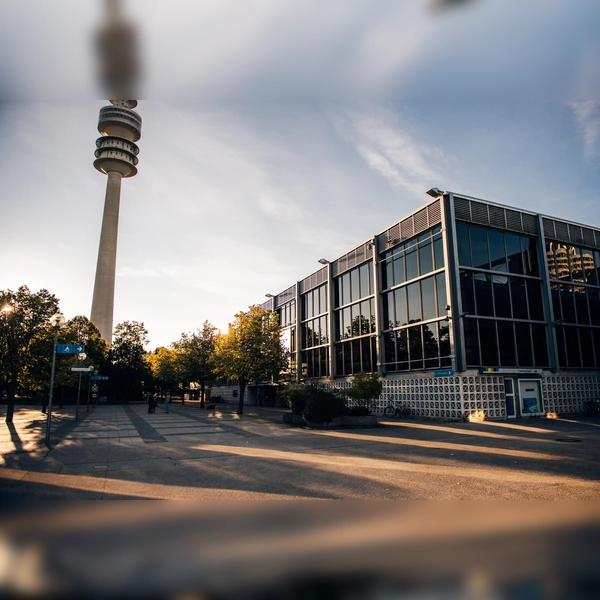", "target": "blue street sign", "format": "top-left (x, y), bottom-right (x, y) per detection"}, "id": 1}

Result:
top-left (434, 369), bottom-right (454, 377)
top-left (56, 344), bottom-right (85, 354)
top-left (90, 375), bottom-right (109, 381)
